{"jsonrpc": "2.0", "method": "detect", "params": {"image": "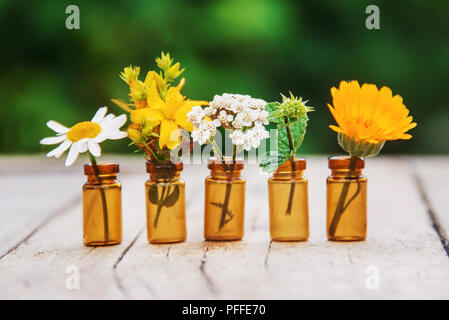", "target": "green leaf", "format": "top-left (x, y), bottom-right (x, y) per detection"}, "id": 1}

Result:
top-left (259, 151), bottom-right (283, 173)
top-left (163, 186), bottom-right (180, 207)
top-left (149, 185), bottom-right (160, 204)
top-left (265, 102), bottom-right (280, 113)
top-left (265, 102), bottom-right (284, 124)
top-left (260, 114), bottom-right (309, 173)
